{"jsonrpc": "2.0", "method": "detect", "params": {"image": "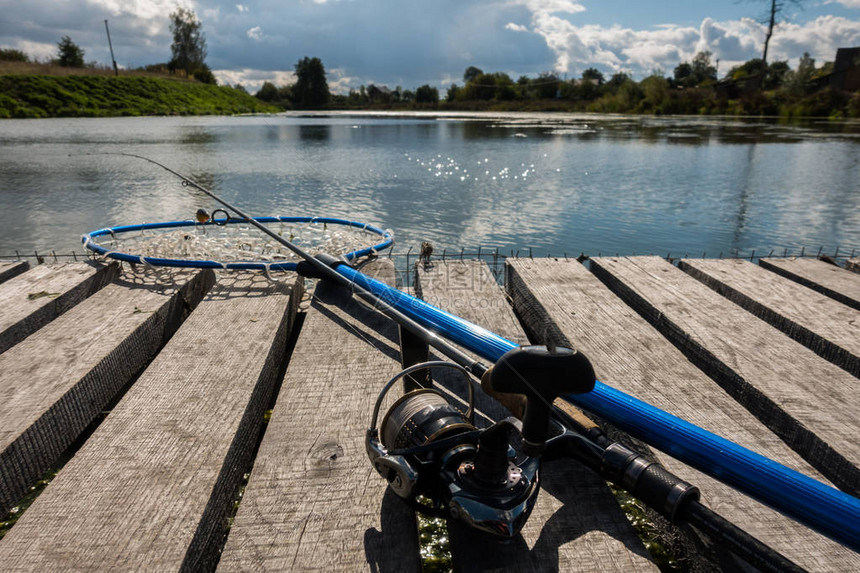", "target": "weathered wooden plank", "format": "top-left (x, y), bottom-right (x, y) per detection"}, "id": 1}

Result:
top-left (680, 258), bottom-right (860, 378)
top-left (415, 261), bottom-right (656, 572)
top-left (0, 268), bottom-right (214, 517)
top-left (0, 272), bottom-right (301, 570)
top-left (759, 257), bottom-right (860, 311)
top-left (0, 262), bottom-right (119, 355)
top-left (0, 261), bottom-right (28, 284)
top-left (591, 256), bottom-right (860, 496)
top-left (218, 260), bottom-right (421, 572)
top-left (507, 259), bottom-right (860, 572)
